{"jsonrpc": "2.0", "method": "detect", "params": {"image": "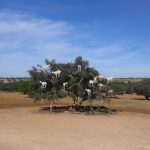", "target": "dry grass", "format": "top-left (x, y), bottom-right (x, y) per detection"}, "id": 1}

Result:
top-left (0, 92), bottom-right (48, 108)
top-left (115, 94), bottom-right (144, 100)
top-left (0, 92), bottom-right (150, 113)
